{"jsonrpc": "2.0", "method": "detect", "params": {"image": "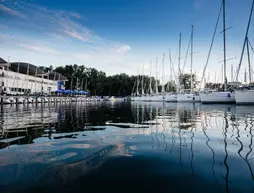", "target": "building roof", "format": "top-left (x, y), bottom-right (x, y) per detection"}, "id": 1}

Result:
top-left (10, 62), bottom-right (44, 75)
top-left (0, 58), bottom-right (9, 67)
top-left (0, 57), bottom-right (67, 81)
top-left (0, 58), bottom-right (7, 64)
top-left (8, 62), bottom-right (67, 81)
